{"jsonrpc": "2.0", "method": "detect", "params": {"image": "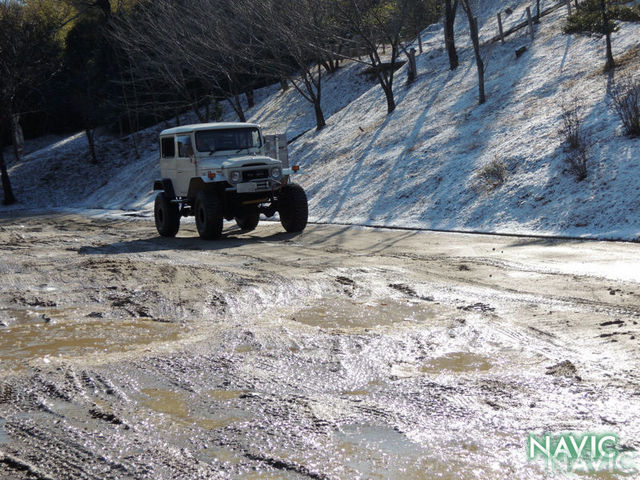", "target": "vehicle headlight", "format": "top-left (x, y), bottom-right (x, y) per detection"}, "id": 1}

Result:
top-left (271, 167), bottom-right (282, 179)
top-left (230, 171), bottom-right (242, 183)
